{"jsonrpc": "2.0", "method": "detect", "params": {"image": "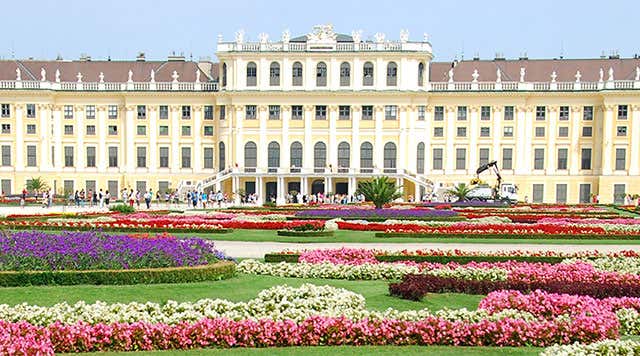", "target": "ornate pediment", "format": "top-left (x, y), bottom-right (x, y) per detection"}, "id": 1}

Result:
top-left (307, 24), bottom-right (337, 44)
